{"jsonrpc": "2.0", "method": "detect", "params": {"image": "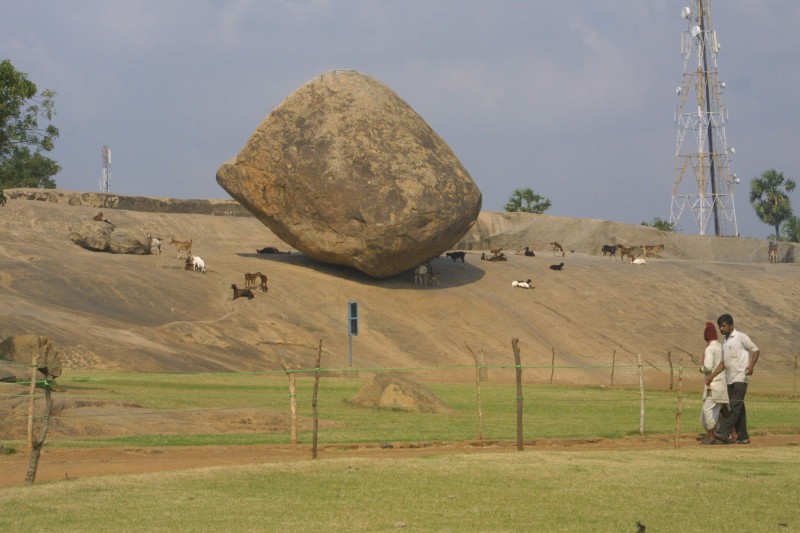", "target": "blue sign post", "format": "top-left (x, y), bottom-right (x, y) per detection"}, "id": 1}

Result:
top-left (348, 301), bottom-right (358, 367)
